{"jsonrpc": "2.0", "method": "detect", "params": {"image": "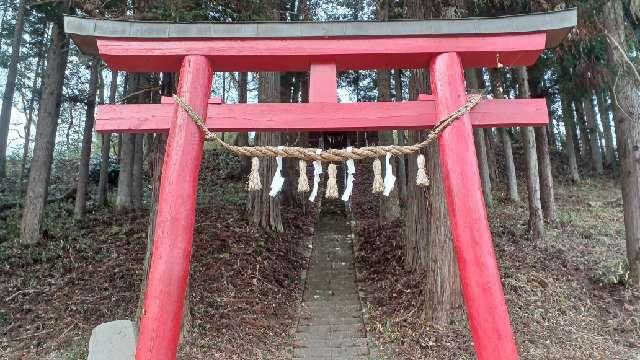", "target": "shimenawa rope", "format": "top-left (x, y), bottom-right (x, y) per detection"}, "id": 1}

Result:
top-left (173, 94), bottom-right (482, 162)
top-left (173, 93), bottom-right (482, 194)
